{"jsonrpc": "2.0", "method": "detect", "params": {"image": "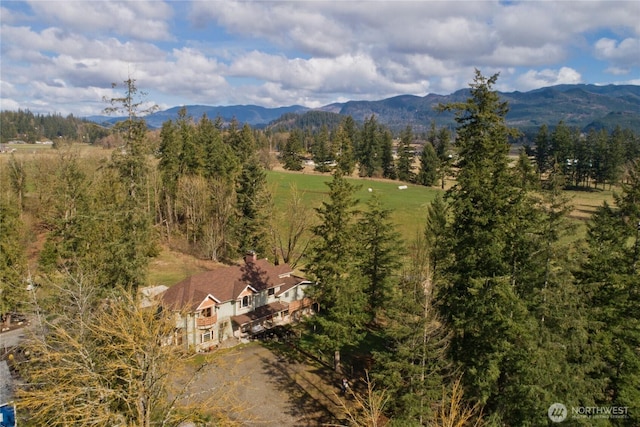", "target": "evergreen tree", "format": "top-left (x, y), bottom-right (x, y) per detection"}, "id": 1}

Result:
top-left (358, 115), bottom-right (382, 177)
top-left (38, 153), bottom-right (92, 275)
top-left (176, 108), bottom-right (203, 174)
top-left (7, 154), bottom-right (27, 211)
top-left (235, 155), bottom-right (272, 257)
top-left (372, 196), bottom-right (451, 424)
top-left (550, 121), bottom-right (576, 183)
top-left (335, 121), bottom-right (356, 176)
top-left (281, 129), bottom-right (304, 171)
top-left (312, 125), bottom-right (332, 172)
top-left (417, 142), bottom-right (438, 187)
top-left (603, 126), bottom-right (627, 188)
top-left (534, 124), bottom-right (552, 177)
top-left (157, 119), bottom-right (182, 230)
top-left (356, 193), bottom-right (403, 322)
top-left (435, 126), bottom-right (453, 189)
top-left (579, 160), bottom-right (640, 424)
top-left (380, 129), bottom-right (396, 180)
top-left (342, 115), bottom-right (360, 166)
top-left (396, 126), bottom-right (415, 182)
top-left (103, 78), bottom-right (157, 293)
top-left (436, 71), bottom-right (549, 423)
top-left (225, 119), bottom-right (255, 164)
top-left (305, 173), bottom-right (367, 372)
